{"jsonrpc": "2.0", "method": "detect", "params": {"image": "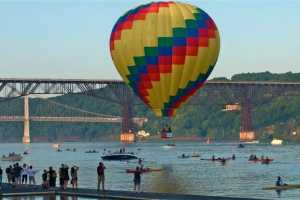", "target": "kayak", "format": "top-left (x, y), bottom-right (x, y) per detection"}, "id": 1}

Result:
top-left (201, 158), bottom-right (231, 161)
top-left (178, 155), bottom-right (190, 159)
top-left (263, 184), bottom-right (300, 190)
top-left (126, 168), bottom-right (163, 173)
top-left (249, 159), bottom-right (274, 163)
